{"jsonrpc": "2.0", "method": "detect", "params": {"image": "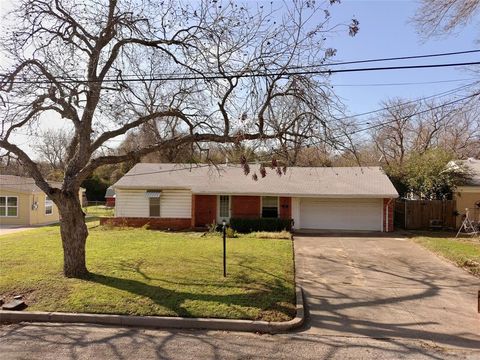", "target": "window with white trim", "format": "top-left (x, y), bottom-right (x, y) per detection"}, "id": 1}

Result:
top-left (219, 195), bottom-right (230, 218)
top-left (262, 196), bottom-right (278, 218)
top-left (0, 196), bottom-right (18, 217)
top-left (45, 196), bottom-right (53, 215)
